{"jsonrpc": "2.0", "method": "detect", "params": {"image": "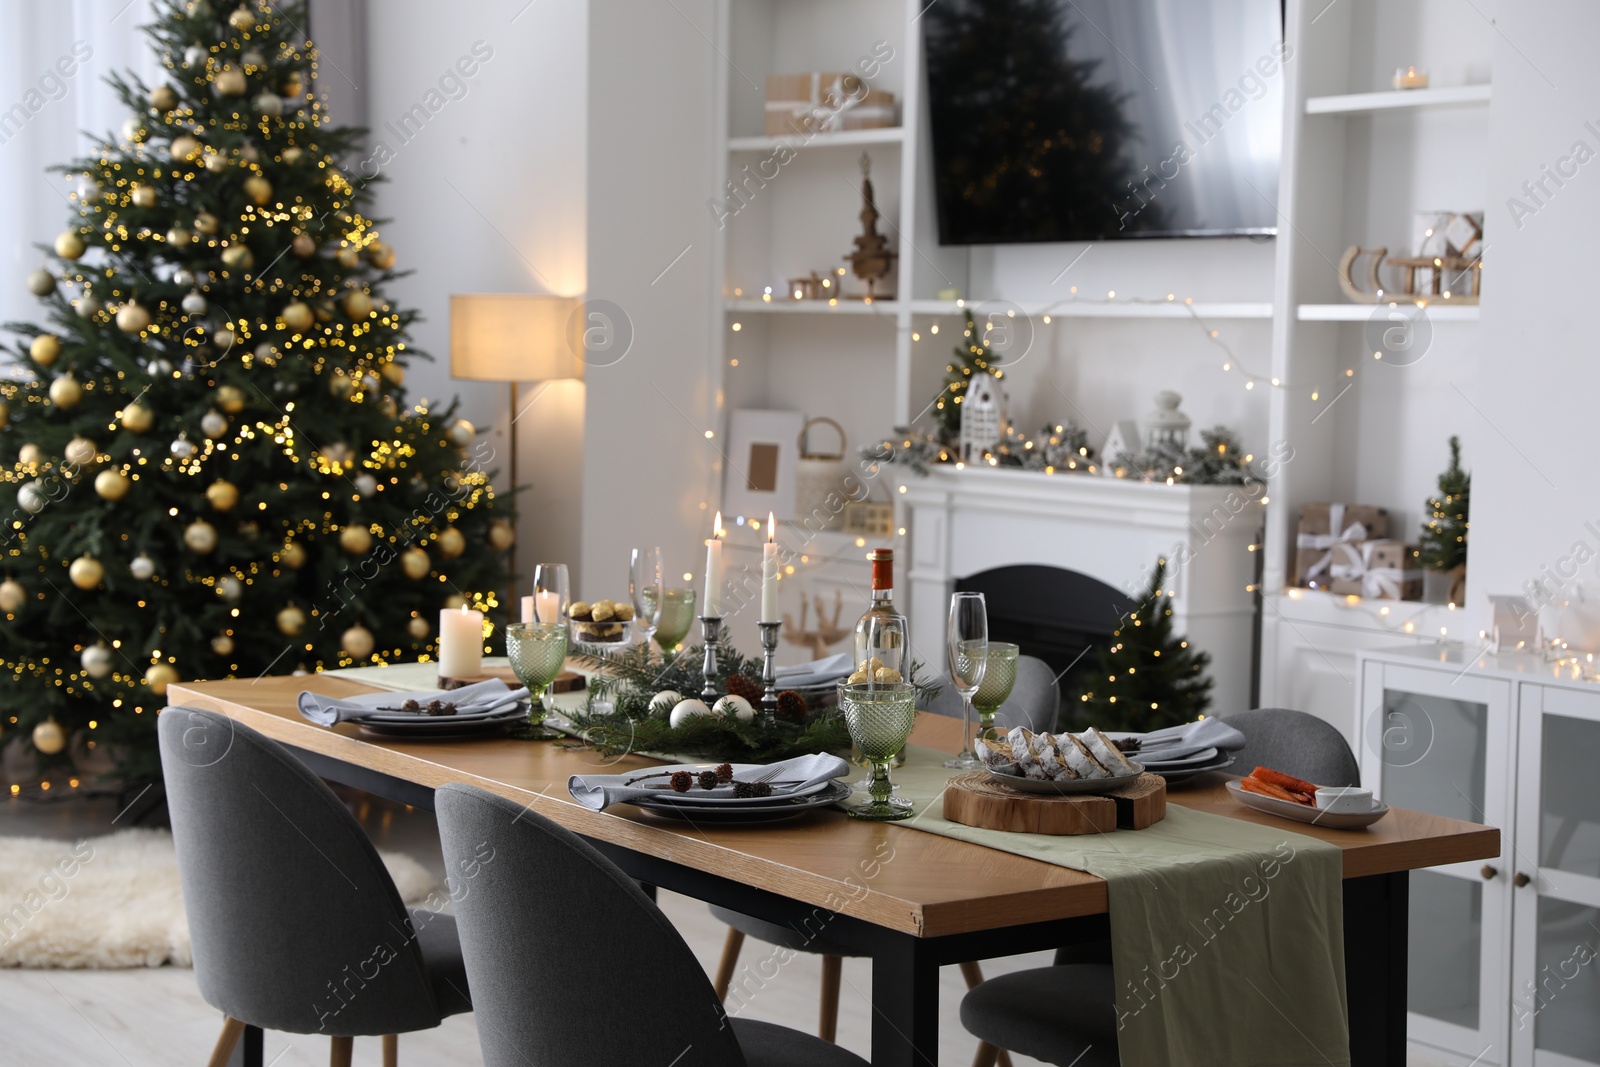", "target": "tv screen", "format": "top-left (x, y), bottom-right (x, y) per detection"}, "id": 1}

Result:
top-left (923, 0), bottom-right (1284, 244)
